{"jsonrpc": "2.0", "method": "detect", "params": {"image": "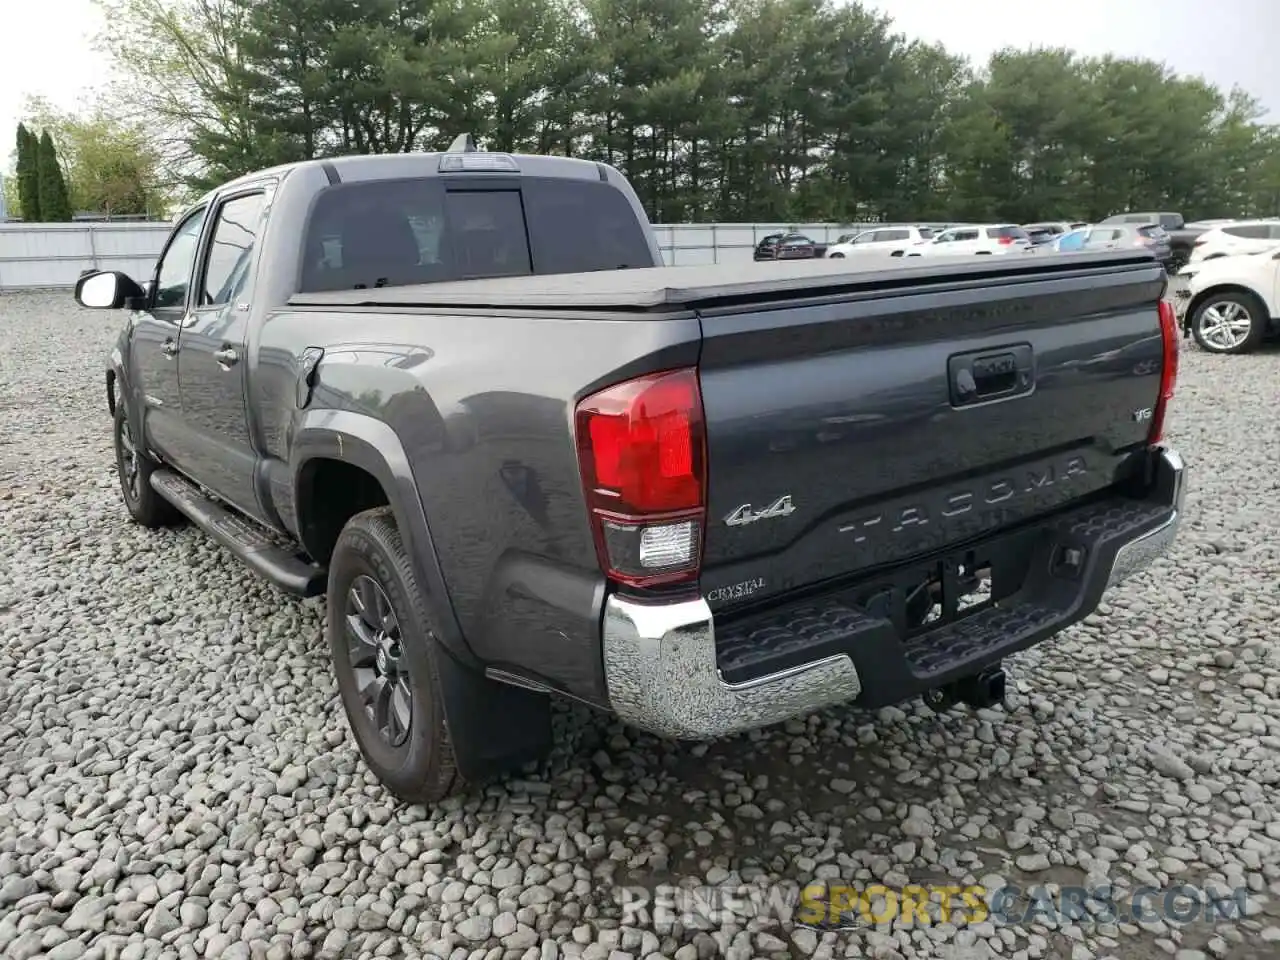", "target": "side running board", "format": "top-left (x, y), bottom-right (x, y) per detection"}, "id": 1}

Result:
top-left (150, 470), bottom-right (327, 598)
